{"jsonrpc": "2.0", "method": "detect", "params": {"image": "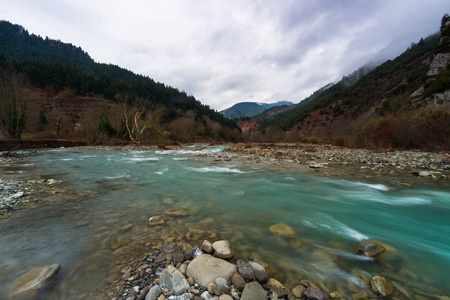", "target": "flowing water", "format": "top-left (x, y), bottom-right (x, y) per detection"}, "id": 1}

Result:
top-left (0, 146), bottom-right (449, 299)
